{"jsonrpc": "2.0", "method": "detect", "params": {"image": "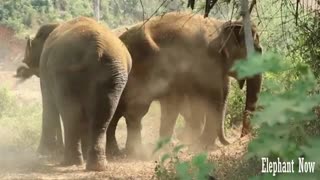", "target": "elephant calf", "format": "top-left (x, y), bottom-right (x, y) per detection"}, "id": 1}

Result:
top-left (16, 17), bottom-right (132, 171)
